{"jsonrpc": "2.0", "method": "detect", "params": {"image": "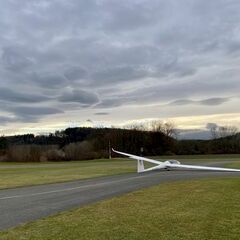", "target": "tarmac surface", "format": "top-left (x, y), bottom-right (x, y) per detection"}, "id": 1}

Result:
top-left (0, 162), bottom-right (240, 231)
